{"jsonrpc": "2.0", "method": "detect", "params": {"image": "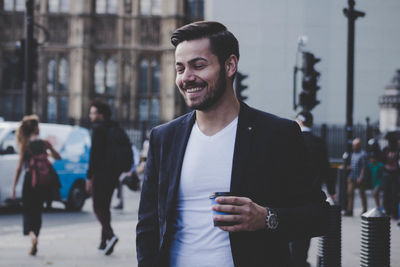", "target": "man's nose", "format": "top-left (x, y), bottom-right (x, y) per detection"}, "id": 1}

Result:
top-left (181, 68), bottom-right (196, 83)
